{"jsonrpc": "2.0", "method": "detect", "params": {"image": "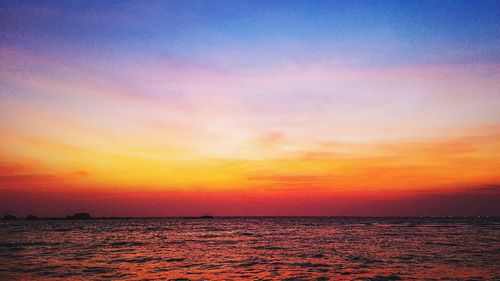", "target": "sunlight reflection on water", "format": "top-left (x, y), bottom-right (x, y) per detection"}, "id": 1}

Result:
top-left (1, 217), bottom-right (499, 280)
